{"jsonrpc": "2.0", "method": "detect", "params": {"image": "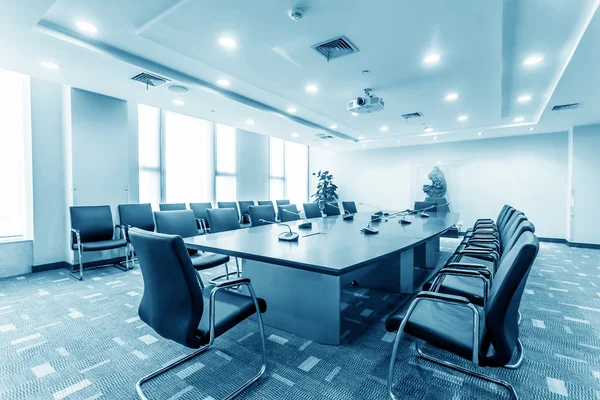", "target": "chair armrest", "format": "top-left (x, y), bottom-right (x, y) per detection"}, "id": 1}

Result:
top-left (195, 218), bottom-right (207, 233)
top-left (473, 228), bottom-right (496, 233)
top-left (444, 264), bottom-right (492, 279)
top-left (115, 224), bottom-right (131, 239)
top-left (215, 277), bottom-right (251, 288)
top-left (439, 268), bottom-right (488, 278)
top-left (447, 261), bottom-right (486, 269)
top-left (415, 291), bottom-right (471, 304)
top-left (468, 238), bottom-right (499, 243)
